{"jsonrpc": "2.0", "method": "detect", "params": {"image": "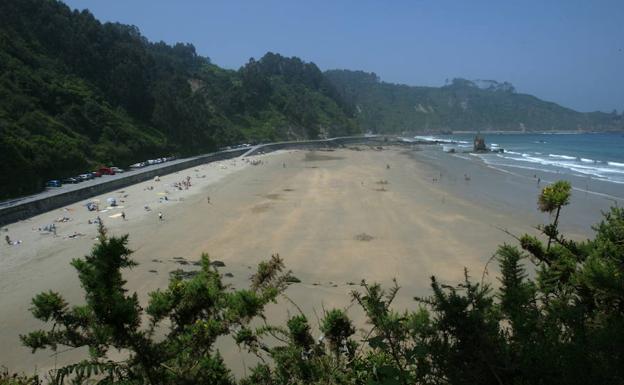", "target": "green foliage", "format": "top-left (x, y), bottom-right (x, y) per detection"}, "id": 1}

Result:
top-left (538, 180), bottom-right (571, 213)
top-left (15, 181), bottom-right (624, 384)
top-left (0, 0), bottom-right (357, 199)
top-left (287, 315), bottom-right (315, 349)
top-left (0, 367), bottom-right (39, 385)
top-left (537, 180), bottom-right (572, 250)
top-left (320, 309), bottom-right (356, 356)
top-left (325, 70), bottom-right (624, 134)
